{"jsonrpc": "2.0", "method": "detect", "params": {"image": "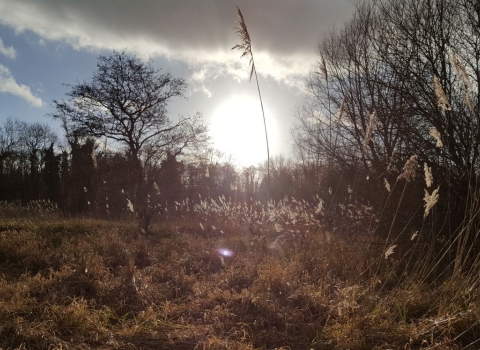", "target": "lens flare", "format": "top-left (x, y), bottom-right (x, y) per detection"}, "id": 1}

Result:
top-left (216, 248), bottom-right (234, 257)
